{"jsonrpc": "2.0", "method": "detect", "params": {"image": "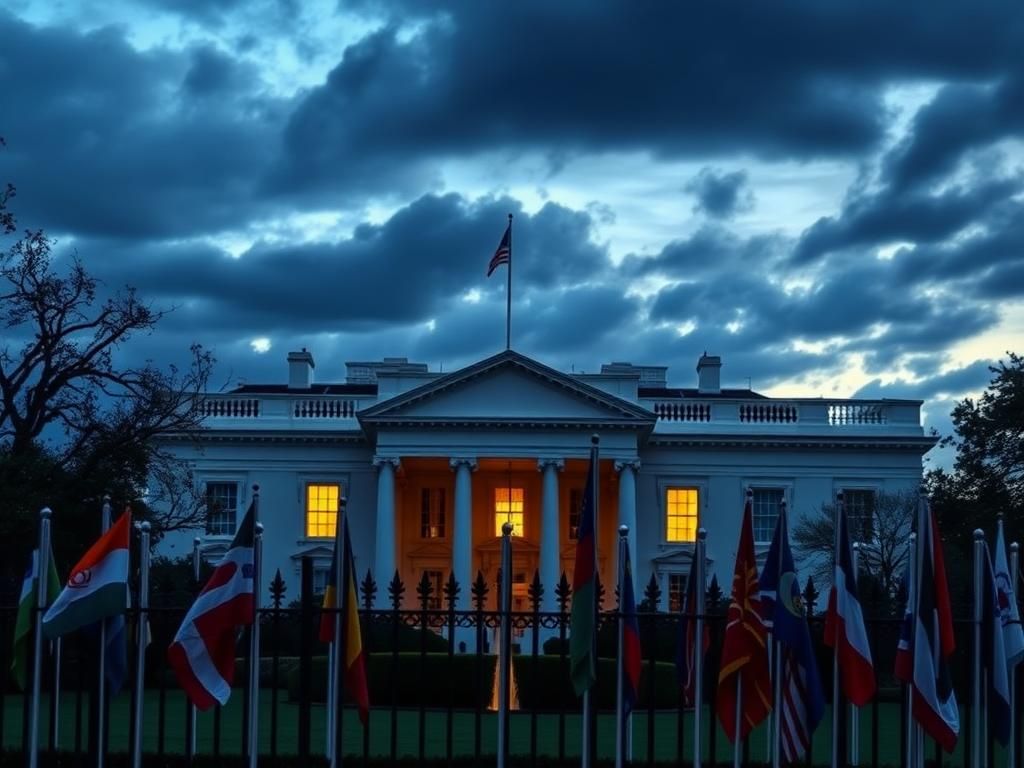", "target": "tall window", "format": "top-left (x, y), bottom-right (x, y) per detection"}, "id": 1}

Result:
top-left (668, 573), bottom-right (686, 613)
top-left (752, 488), bottom-right (784, 544)
top-left (666, 488), bottom-right (698, 542)
top-left (420, 488), bottom-right (447, 539)
top-left (206, 482), bottom-right (238, 536)
top-left (306, 483), bottom-right (340, 538)
top-left (495, 487), bottom-right (524, 536)
top-left (843, 489), bottom-right (875, 542)
top-left (423, 569), bottom-right (444, 610)
top-left (568, 488), bottom-right (583, 540)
